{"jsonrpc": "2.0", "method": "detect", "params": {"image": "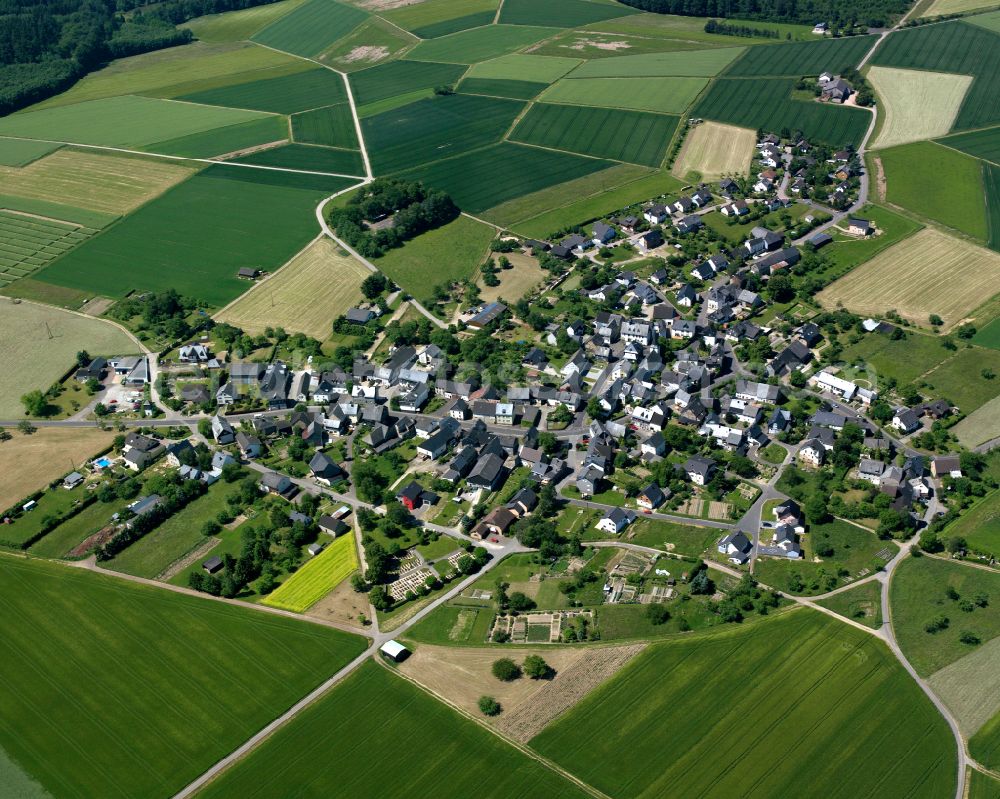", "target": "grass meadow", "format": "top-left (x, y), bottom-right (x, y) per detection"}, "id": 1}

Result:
top-left (969, 769), bottom-right (1000, 799)
top-left (569, 47), bottom-right (744, 77)
top-left (251, 0), bottom-right (367, 58)
top-left (890, 555), bottom-right (1000, 676)
top-left (149, 115), bottom-right (289, 158)
top-left (541, 75), bottom-right (707, 114)
top-left (870, 67), bottom-right (973, 149)
top-left (987, 162), bottom-right (1000, 251)
top-left (466, 53), bottom-right (581, 82)
top-left (944, 490), bottom-right (1000, 557)
top-left (511, 103), bottom-right (677, 166)
top-left (0, 138), bottom-right (60, 166)
top-left (0, 555), bottom-right (367, 798)
top-left (816, 228), bottom-right (1000, 329)
top-left (532, 610), bottom-right (956, 799)
top-left (182, 0), bottom-right (306, 41)
top-left (217, 237), bottom-right (368, 338)
top-left (381, 0), bottom-right (498, 34)
top-left (971, 710), bottom-right (1000, 772)
top-left (458, 77), bottom-right (547, 99)
top-left (263, 532), bottom-right (358, 612)
top-left (398, 141), bottom-right (612, 214)
top-left (671, 120), bottom-right (756, 180)
top-left (197, 660), bottom-right (589, 798)
top-left (34, 166), bottom-right (354, 307)
top-left (0, 300), bottom-right (135, 417)
top-left (817, 579), bottom-right (883, 629)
